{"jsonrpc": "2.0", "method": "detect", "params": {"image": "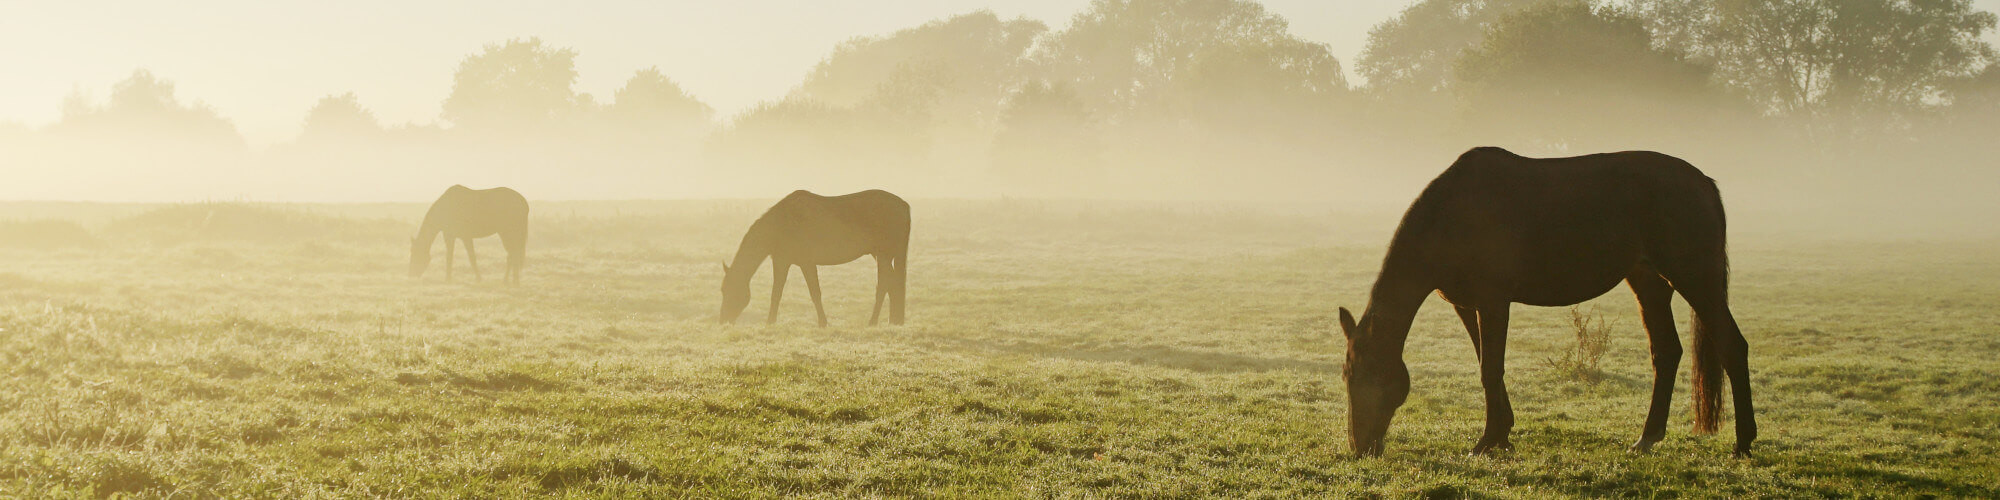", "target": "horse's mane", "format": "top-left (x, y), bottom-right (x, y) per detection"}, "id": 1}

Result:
top-left (752, 191), bottom-right (819, 225)
top-left (1383, 148), bottom-right (1506, 259)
